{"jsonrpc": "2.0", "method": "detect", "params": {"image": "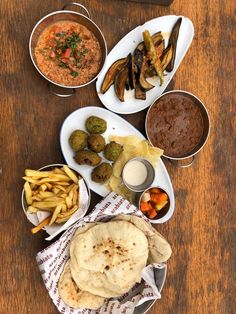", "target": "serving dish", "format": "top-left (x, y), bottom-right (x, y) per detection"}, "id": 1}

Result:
top-left (29, 2), bottom-right (107, 96)
top-left (60, 106), bottom-right (175, 223)
top-left (96, 15), bottom-right (194, 114)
